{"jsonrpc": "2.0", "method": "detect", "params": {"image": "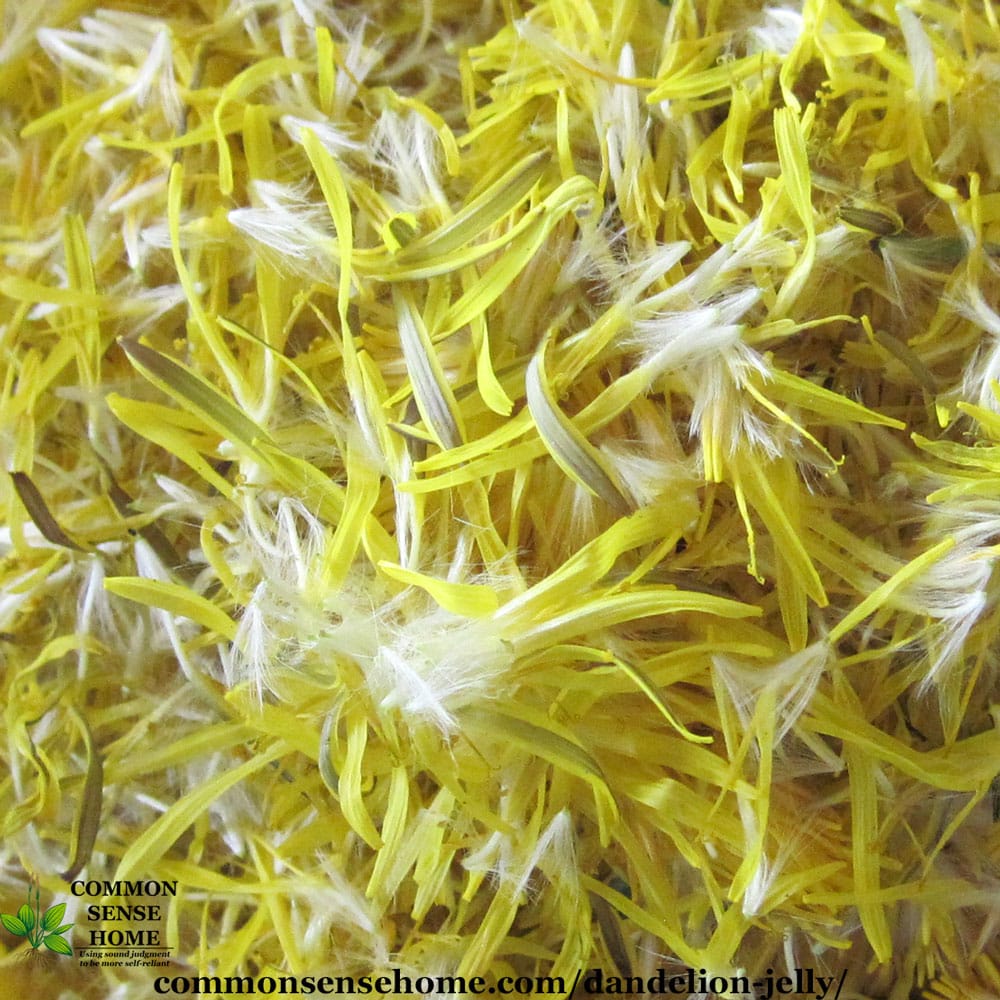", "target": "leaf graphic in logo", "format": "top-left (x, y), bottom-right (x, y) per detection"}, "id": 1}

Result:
top-left (43, 933), bottom-right (73, 956)
top-left (3, 882), bottom-right (73, 956)
top-left (1, 913), bottom-right (28, 937)
top-left (40, 903), bottom-right (66, 931)
top-left (17, 903), bottom-right (35, 931)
